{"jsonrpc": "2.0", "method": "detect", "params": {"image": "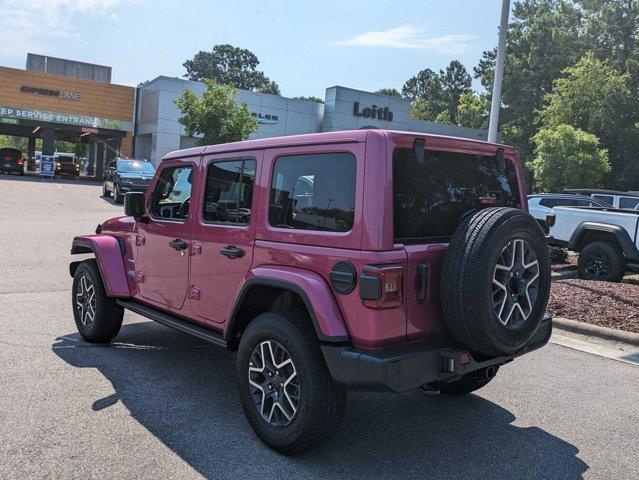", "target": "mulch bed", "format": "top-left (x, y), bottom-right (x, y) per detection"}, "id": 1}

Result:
top-left (548, 278), bottom-right (639, 334)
